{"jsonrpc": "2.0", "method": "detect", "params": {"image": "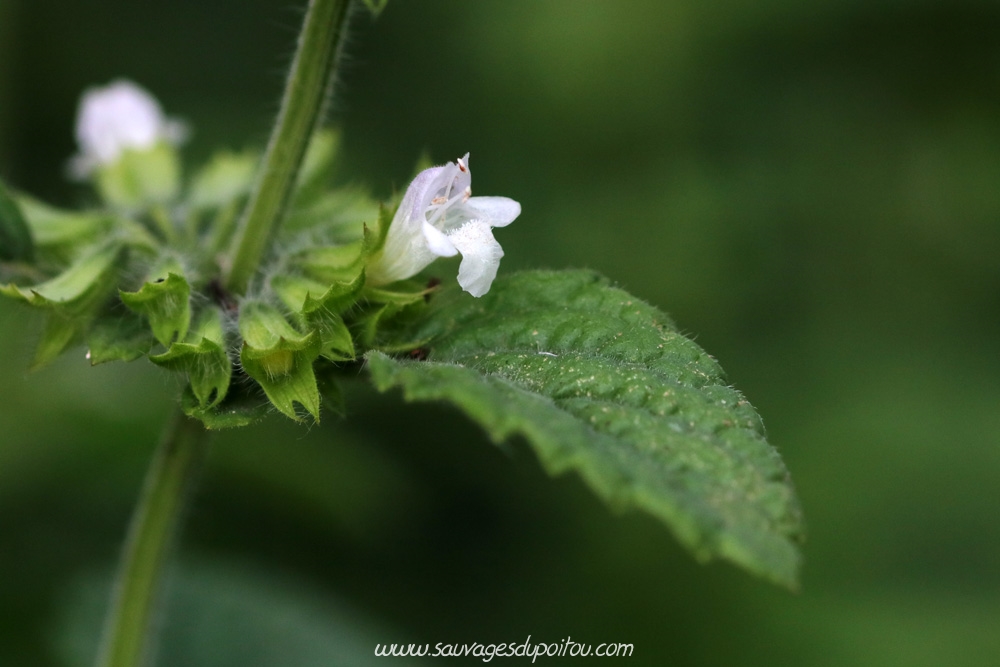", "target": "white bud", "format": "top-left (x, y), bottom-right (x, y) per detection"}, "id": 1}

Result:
top-left (69, 79), bottom-right (186, 179)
